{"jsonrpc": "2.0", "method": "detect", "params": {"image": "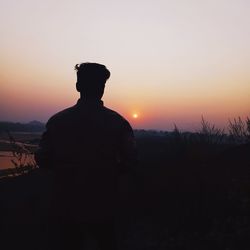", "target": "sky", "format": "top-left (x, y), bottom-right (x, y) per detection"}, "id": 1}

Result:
top-left (0, 0), bottom-right (249, 131)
